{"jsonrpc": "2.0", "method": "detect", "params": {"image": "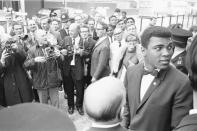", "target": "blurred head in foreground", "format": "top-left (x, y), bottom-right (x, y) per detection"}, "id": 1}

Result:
top-left (84, 76), bottom-right (126, 123)
top-left (0, 103), bottom-right (76, 131)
